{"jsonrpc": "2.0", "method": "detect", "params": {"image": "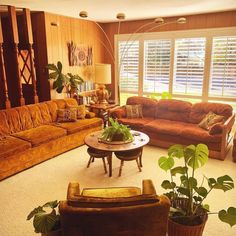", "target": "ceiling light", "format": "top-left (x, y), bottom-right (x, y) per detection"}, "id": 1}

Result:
top-left (116, 13), bottom-right (126, 20)
top-left (79, 11), bottom-right (88, 18)
top-left (154, 17), bottom-right (164, 24)
top-left (177, 17), bottom-right (187, 24)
